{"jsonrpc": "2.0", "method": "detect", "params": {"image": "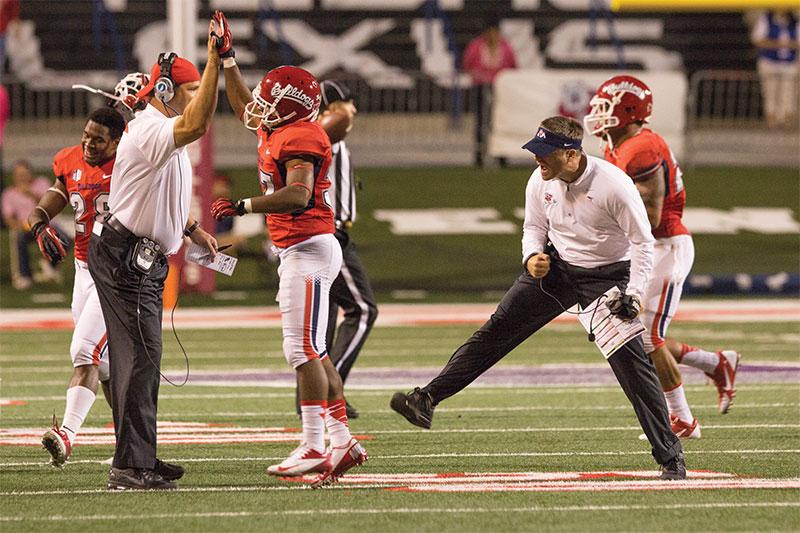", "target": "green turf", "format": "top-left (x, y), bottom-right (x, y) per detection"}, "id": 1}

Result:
top-left (1, 165), bottom-right (798, 307)
top-left (1, 321), bottom-right (798, 531)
